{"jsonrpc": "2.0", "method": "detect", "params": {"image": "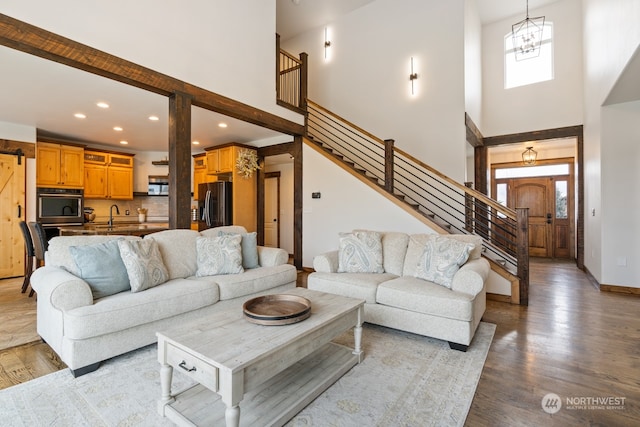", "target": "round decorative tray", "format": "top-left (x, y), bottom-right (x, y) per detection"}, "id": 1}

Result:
top-left (242, 294), bottom-right (311, 325)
